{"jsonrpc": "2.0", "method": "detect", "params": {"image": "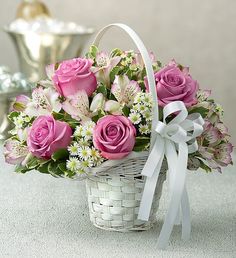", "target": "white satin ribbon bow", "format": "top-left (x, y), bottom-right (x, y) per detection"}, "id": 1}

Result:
top-left (138, 100), bottom-right (204, 249)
